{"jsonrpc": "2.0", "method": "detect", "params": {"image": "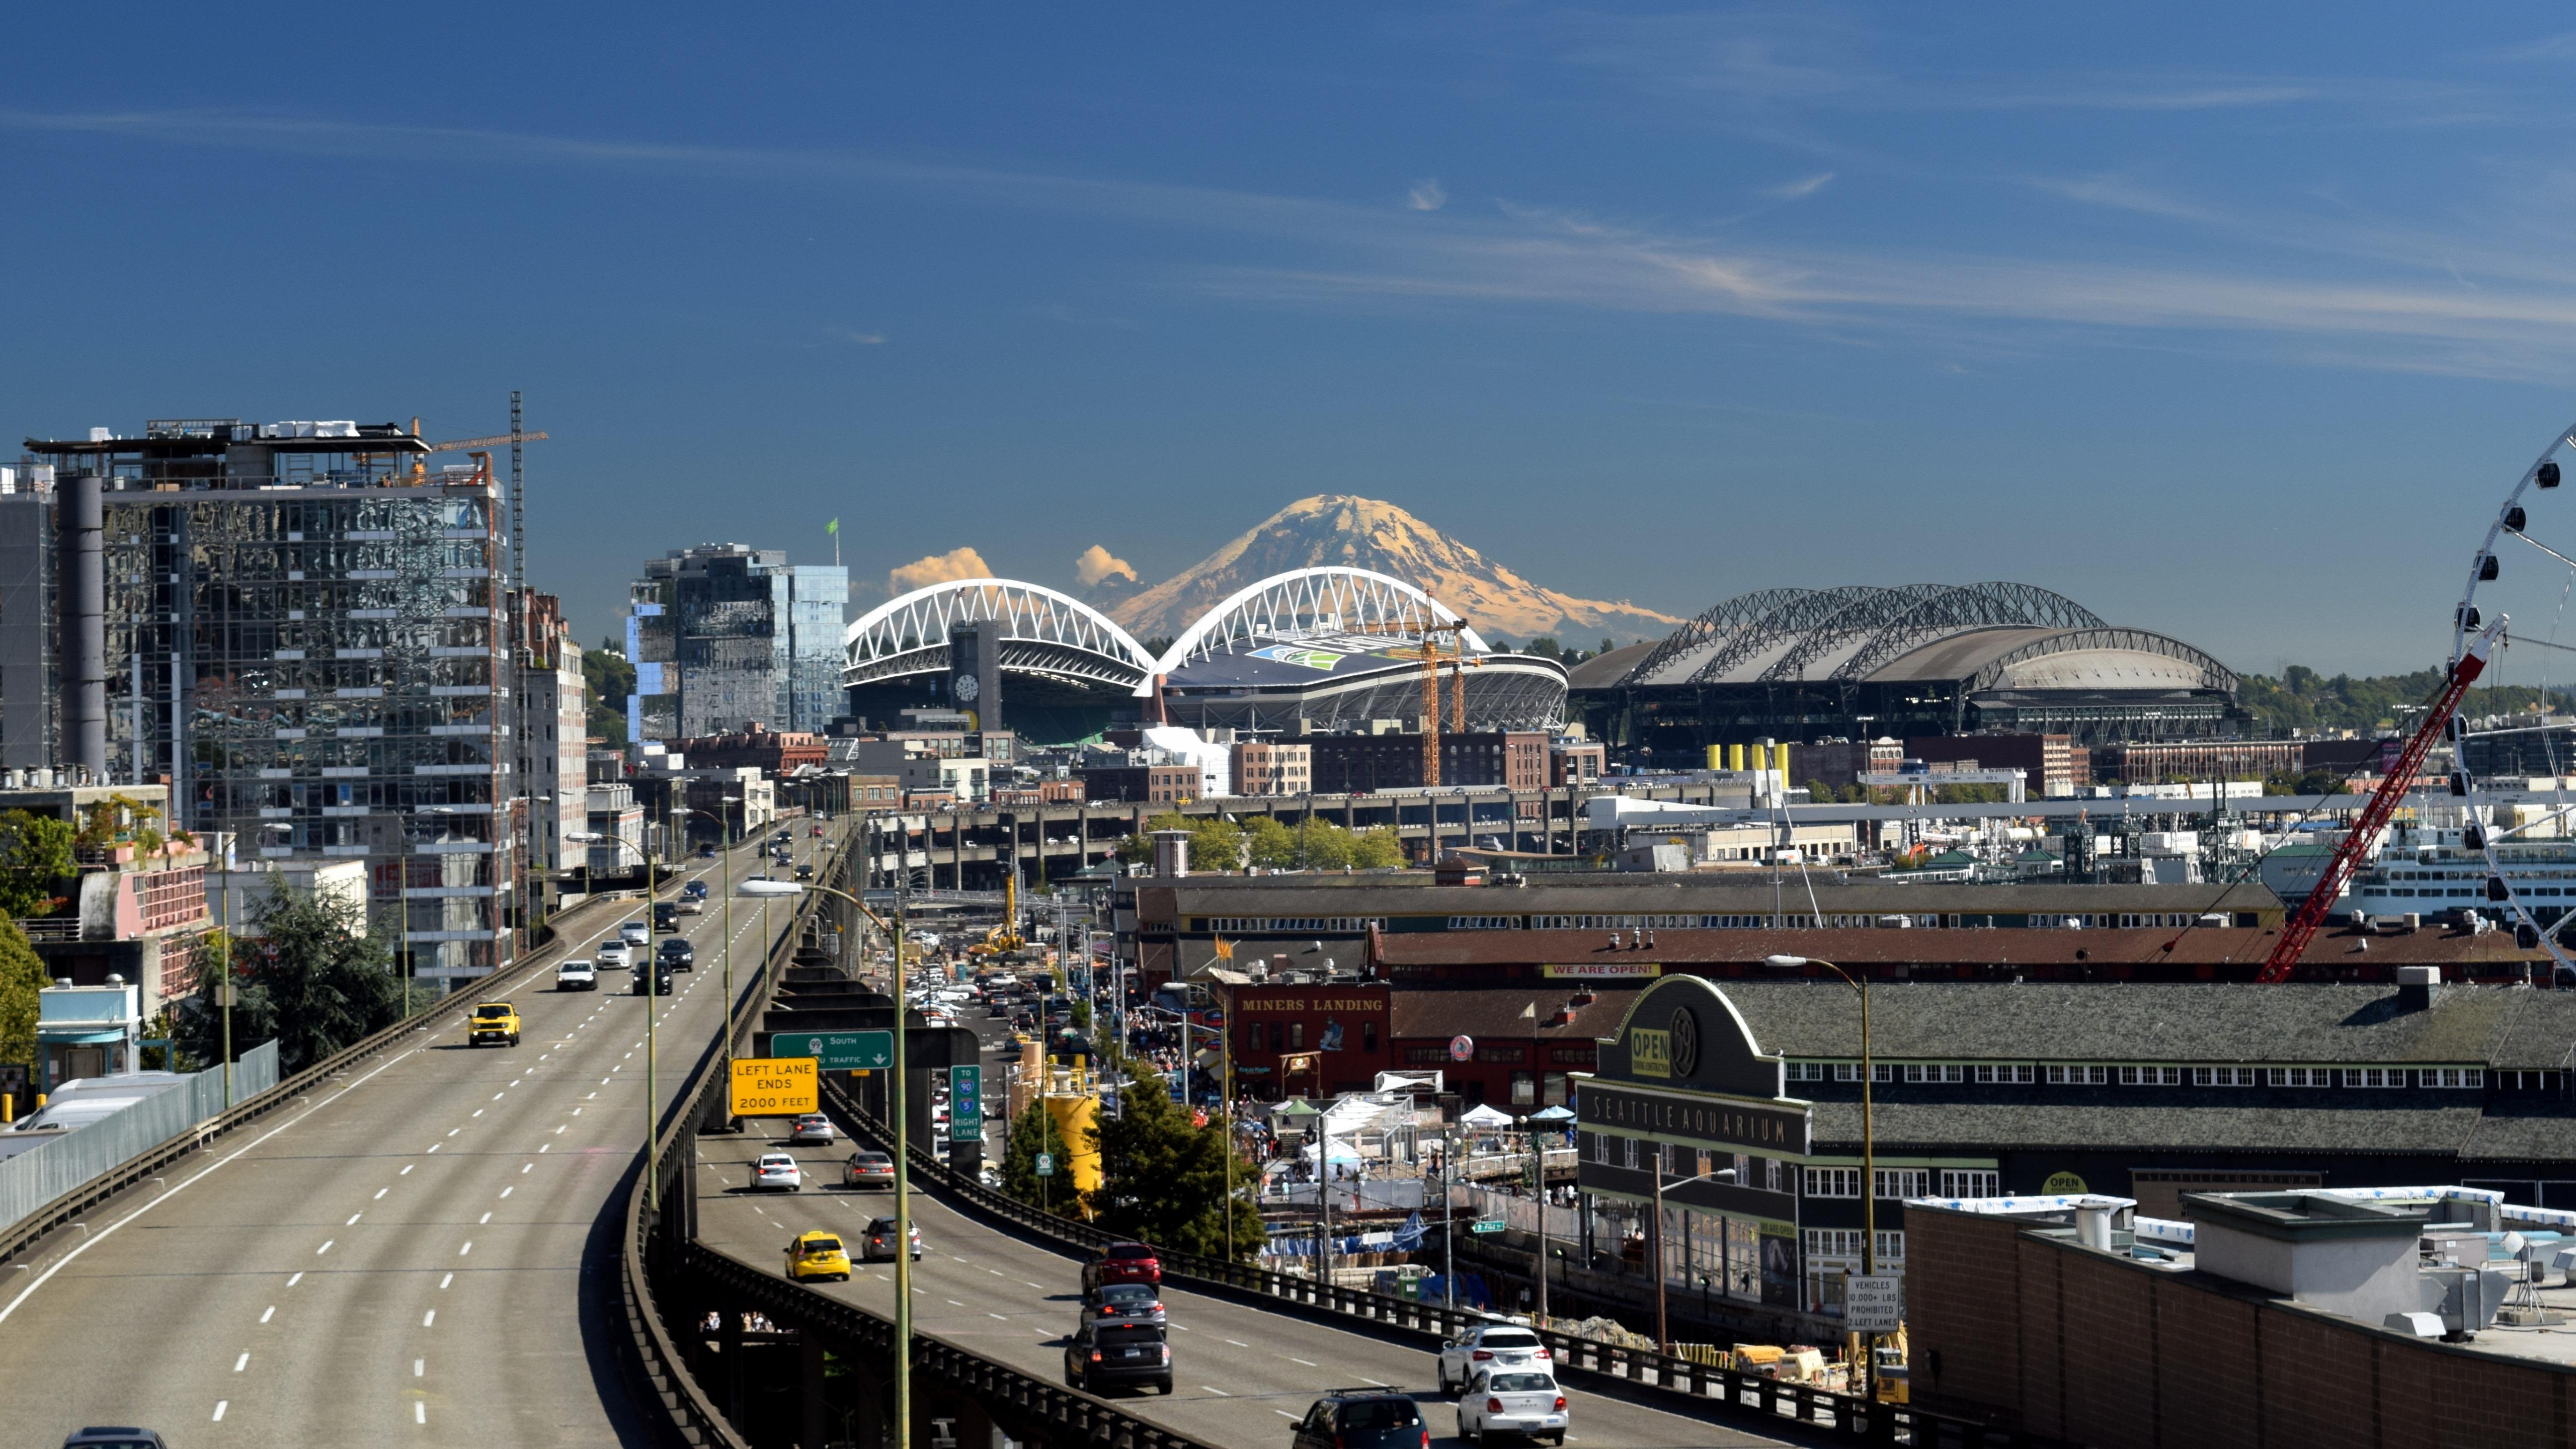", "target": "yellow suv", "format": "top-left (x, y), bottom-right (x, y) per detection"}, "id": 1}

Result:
top-left (784, 1229), bottom-right (851, 1282)
top-left (467, 1002), bottom-right (522, 1048)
